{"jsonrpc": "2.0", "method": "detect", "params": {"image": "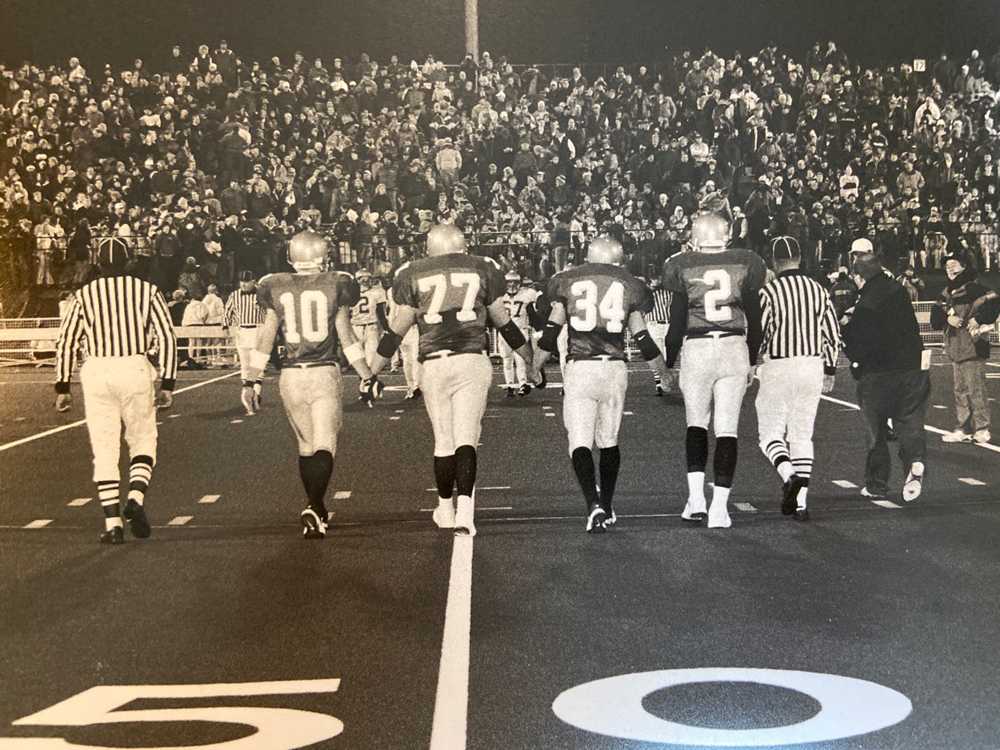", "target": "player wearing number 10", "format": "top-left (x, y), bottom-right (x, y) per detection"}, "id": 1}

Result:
top-left (369, 225), bottom-right (538, 537)
top-left (535, 237), bottom-right (669, 533)
top-left (662, 212), bottom-right (767, 529)
top-left (248, 231), bottom-right (383, 539)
